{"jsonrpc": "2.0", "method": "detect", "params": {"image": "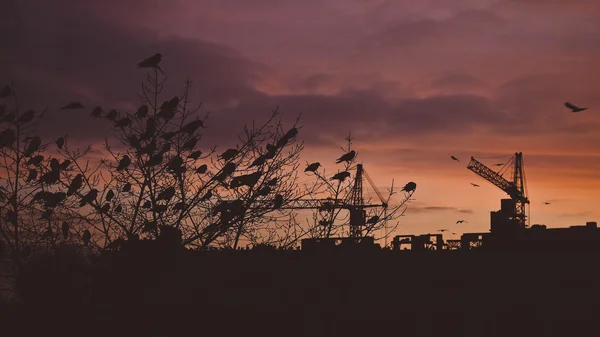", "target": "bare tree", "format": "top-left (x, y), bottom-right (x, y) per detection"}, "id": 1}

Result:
top-left (60, 58), bottom-right (307, 251)
top-left (299, 133), bottom-right (416, 244)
